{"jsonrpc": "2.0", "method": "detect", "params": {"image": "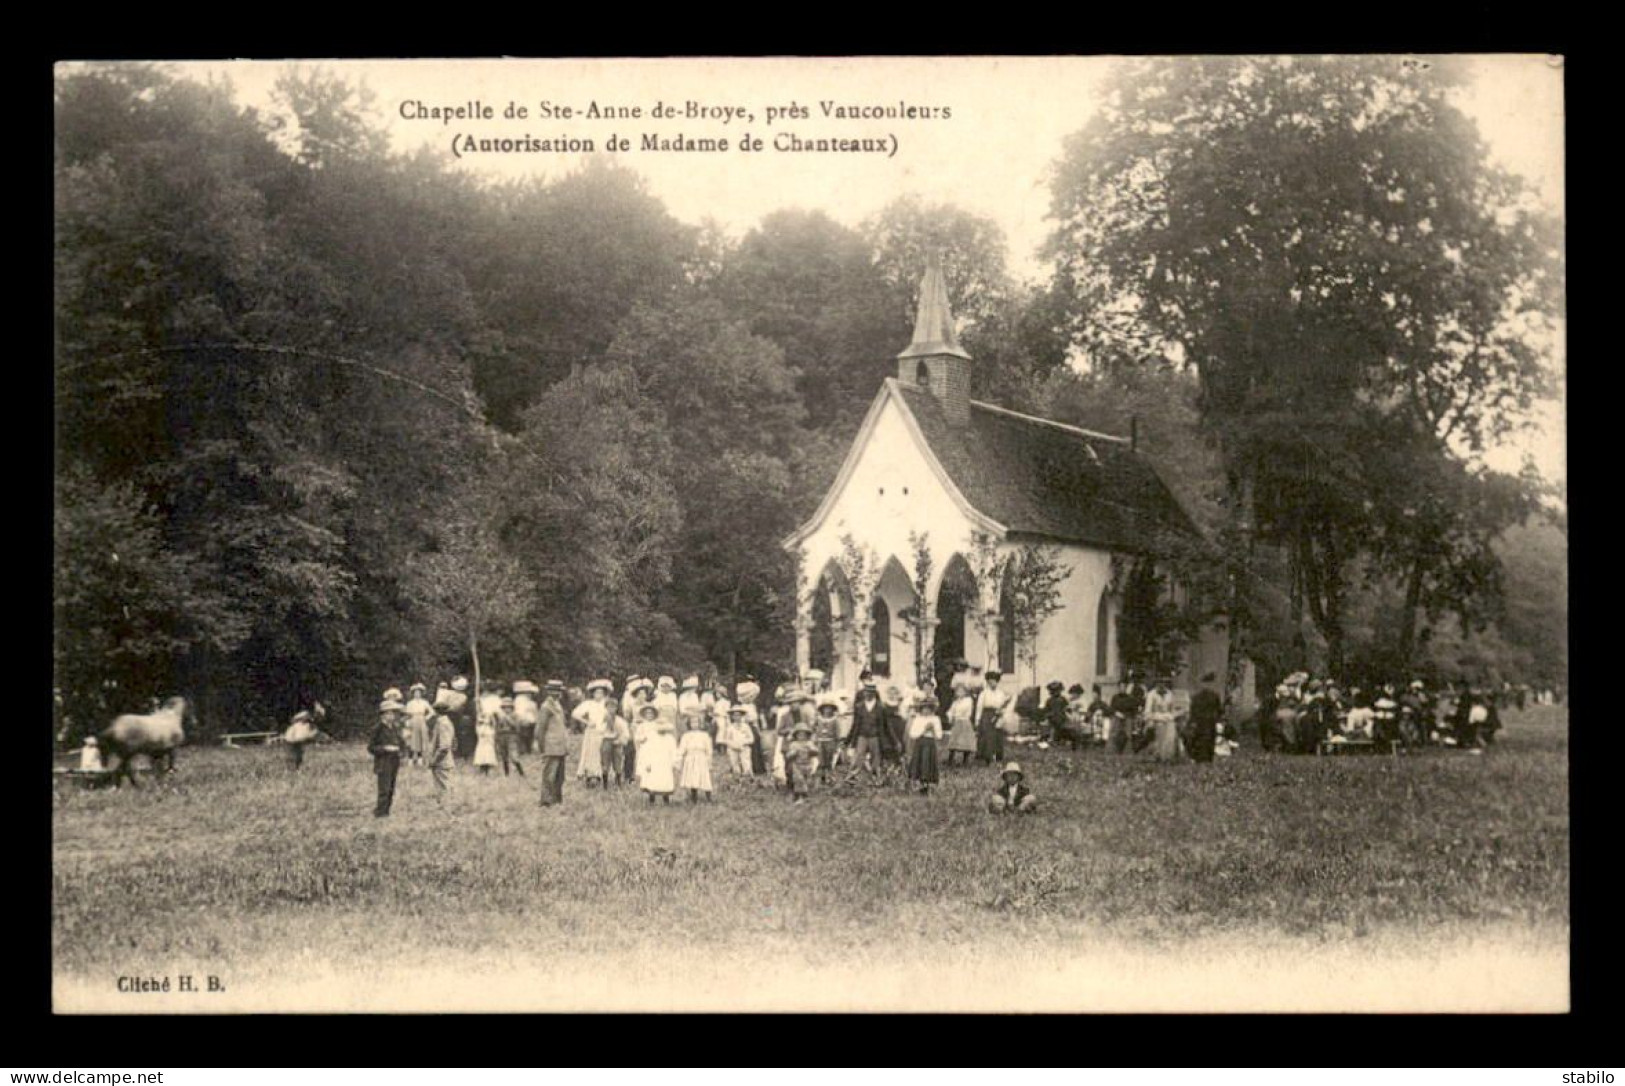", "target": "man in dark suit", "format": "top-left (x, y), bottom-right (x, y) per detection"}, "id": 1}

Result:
top-left (1188, 675), bottom-right (1224, 764)
top-left (846, 672), bottom-right (886, 782)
